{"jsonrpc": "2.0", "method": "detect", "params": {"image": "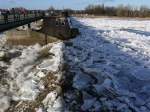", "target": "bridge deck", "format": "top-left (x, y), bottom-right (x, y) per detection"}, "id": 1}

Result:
top-left (0, 13), bottom-right (44, 32)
